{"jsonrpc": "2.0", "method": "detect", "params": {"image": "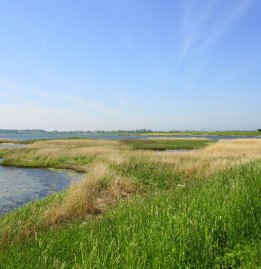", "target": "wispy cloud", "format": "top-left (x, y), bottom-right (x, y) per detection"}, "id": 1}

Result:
top-left (0, 79), bottom-right (51, 99)
top-left (179, 1), bottom-right (214, 61)
top-left (201, 0), bottom-right (252, 49)
top-left (56, 92), bottom-right (119, 117)
top-left (0, 78), bottom-right (127, 121)
top-left (179, 0), bottom-right (252, 61)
